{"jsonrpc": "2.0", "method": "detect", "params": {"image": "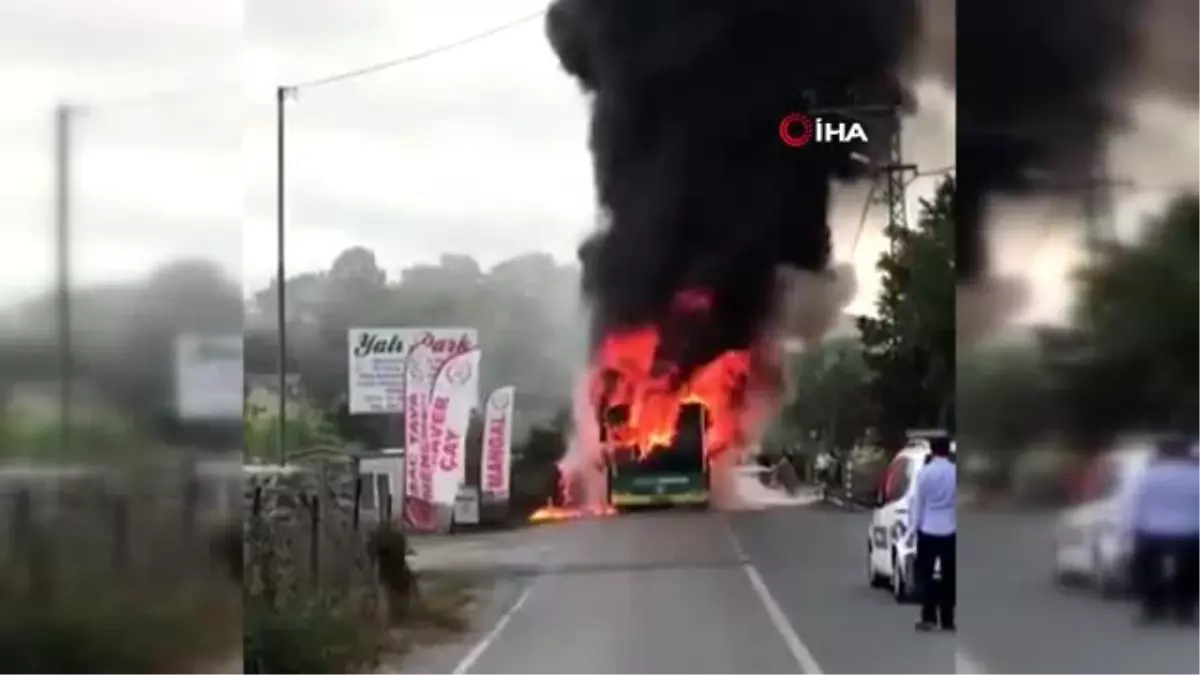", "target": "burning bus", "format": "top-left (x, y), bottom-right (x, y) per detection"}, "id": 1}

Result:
top-left (602, 400), bottom-right (711, 509)
top-left (528, 289), bottom-right (773, 523)
top-left (531, 0), bottom-right (879, 521)
top-left (578, 287), bottom-right (773, 513)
